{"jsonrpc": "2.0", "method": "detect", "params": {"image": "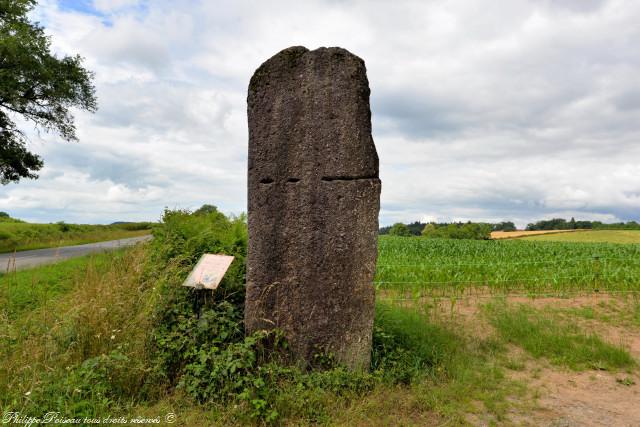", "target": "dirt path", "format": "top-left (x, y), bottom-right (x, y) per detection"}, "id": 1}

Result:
top-left (413, 294), bottom-right (640, 426)
top-left (509, 364), bottom-right (640, 426)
